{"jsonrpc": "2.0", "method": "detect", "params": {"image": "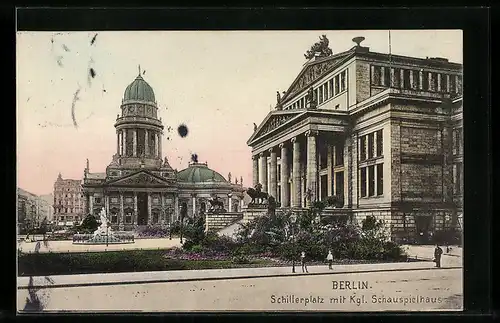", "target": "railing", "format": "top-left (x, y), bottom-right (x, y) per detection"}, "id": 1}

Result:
top-left (115, 116), bottom-right (162, 127)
